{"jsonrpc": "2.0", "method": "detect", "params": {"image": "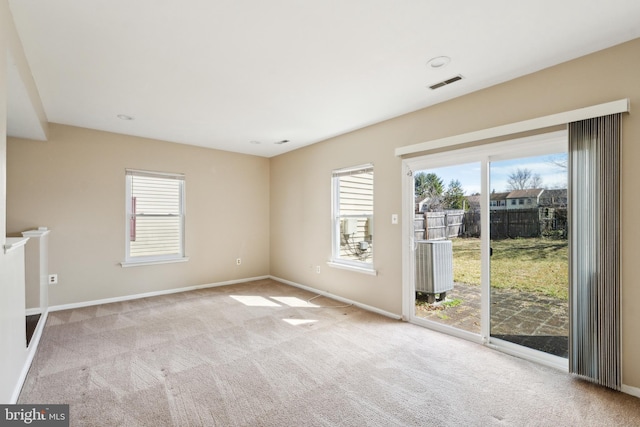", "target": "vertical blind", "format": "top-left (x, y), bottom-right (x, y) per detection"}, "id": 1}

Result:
top-left (569, 114), bottom-right (621, 390)
top-left (126, 170), bottom-right (185, 259)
